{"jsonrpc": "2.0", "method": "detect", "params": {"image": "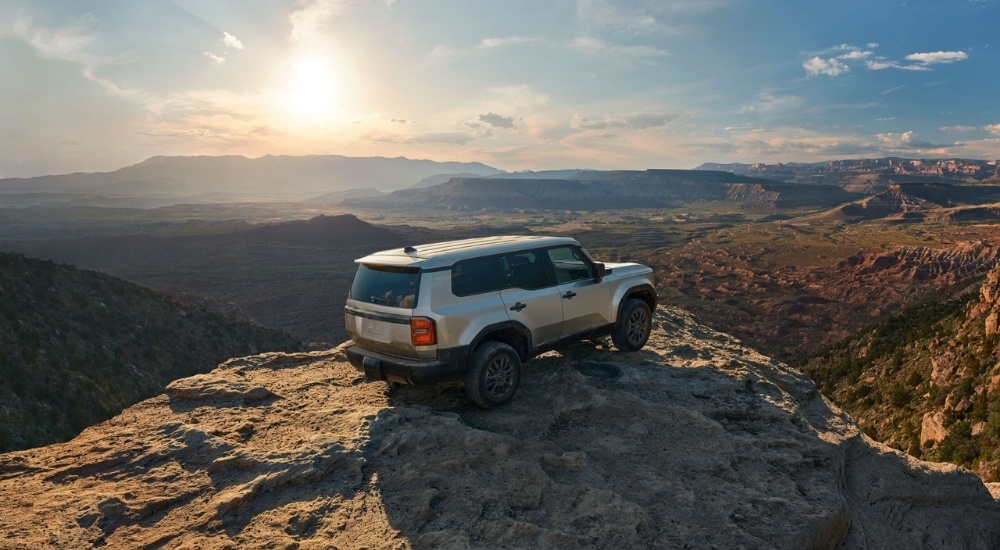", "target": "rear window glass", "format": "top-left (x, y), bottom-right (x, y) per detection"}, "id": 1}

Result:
top-left (350, 264), bottom-right (420, 308)
top-left (452, 256), bottom-right (503, 296)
